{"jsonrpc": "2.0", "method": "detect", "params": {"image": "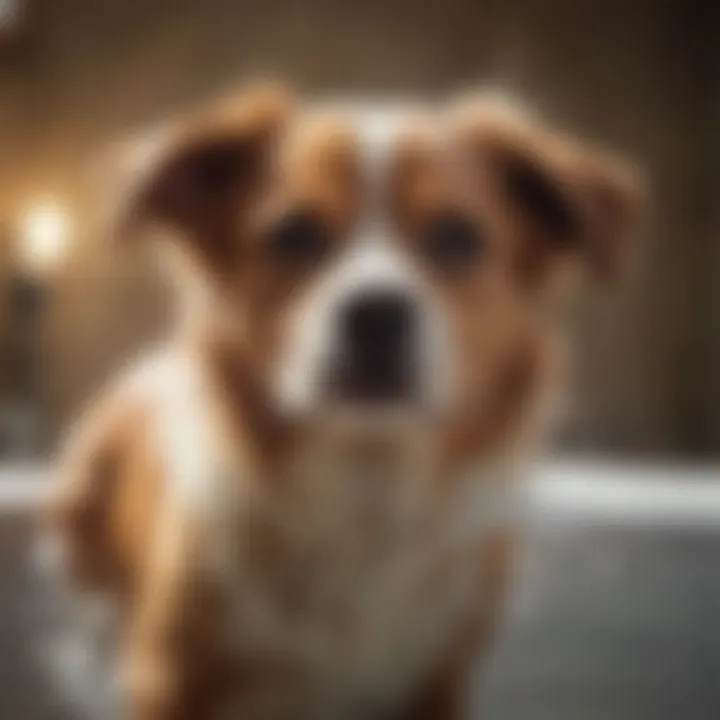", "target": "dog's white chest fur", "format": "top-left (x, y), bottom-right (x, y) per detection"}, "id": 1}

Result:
top-left (215, 459), bottom-right (494, 719)
top-left (158, 354), bottom-right (511, 718)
